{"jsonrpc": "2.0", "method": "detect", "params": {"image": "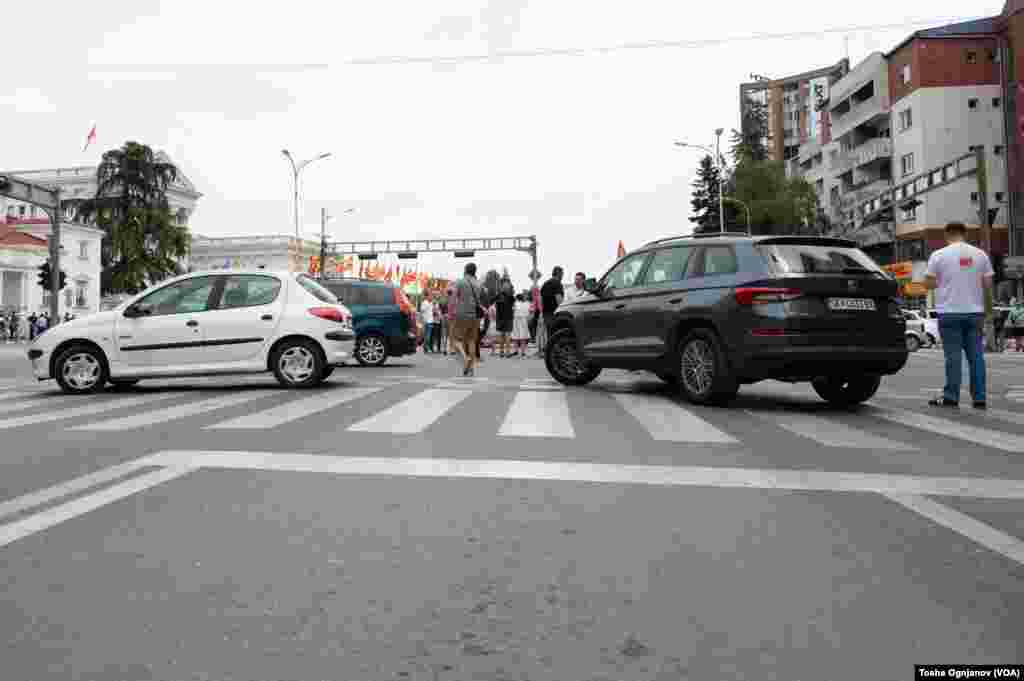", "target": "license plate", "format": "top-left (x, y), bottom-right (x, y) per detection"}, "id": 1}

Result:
top-left (827, 297), bottom-right (876, 311)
